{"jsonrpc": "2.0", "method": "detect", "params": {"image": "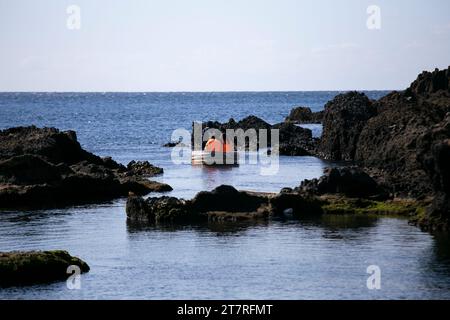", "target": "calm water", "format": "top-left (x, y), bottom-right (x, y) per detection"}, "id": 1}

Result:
top-left (1, 91), bottom-right (450, 299)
